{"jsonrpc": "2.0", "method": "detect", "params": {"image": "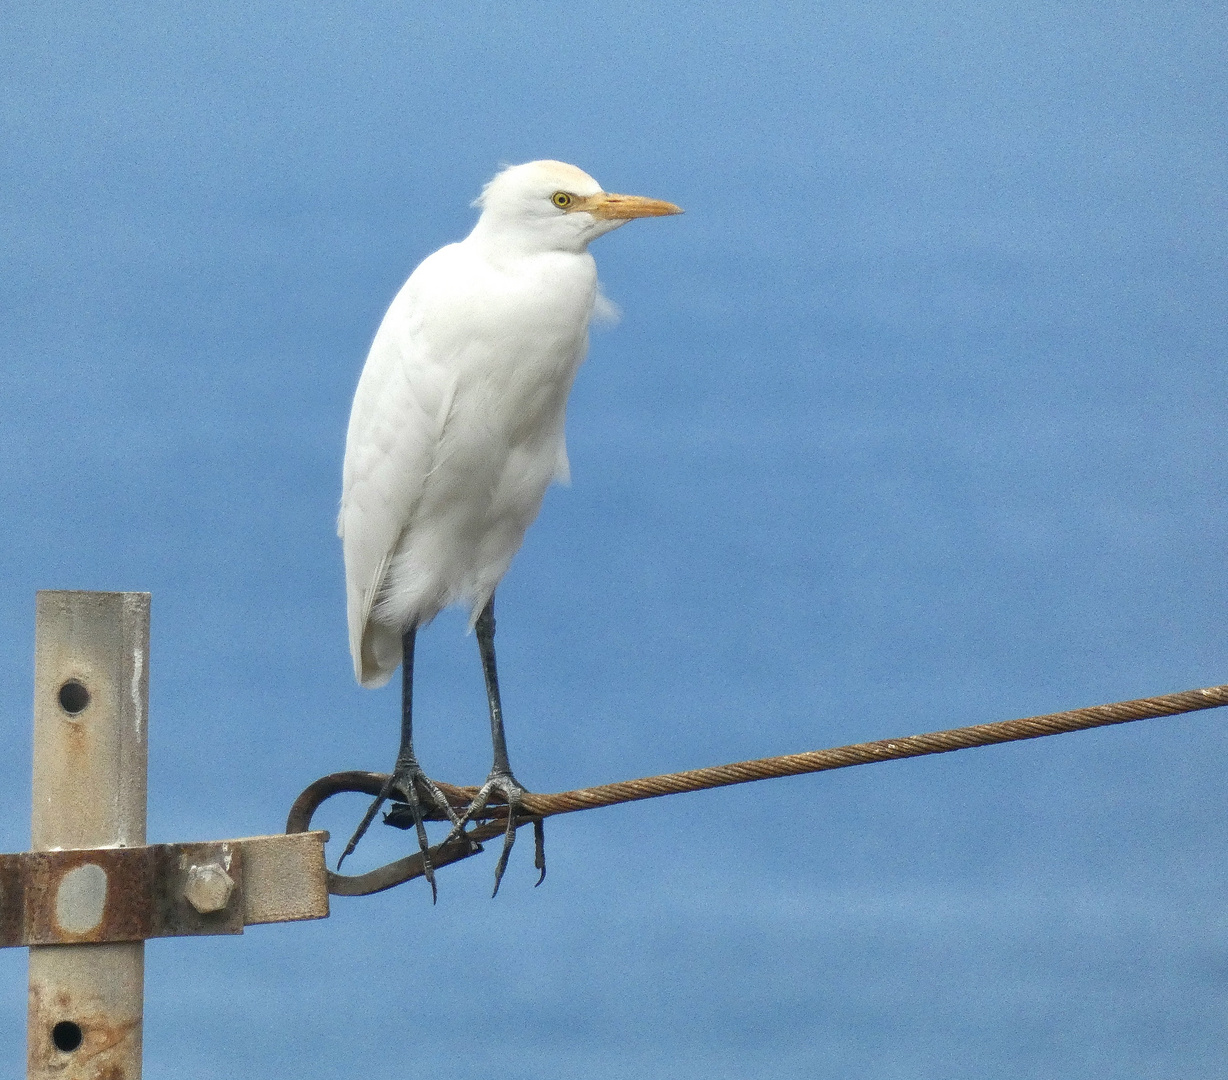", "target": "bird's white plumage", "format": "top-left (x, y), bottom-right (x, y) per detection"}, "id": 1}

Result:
top-left (340, 161), bottom-right (633, 686)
